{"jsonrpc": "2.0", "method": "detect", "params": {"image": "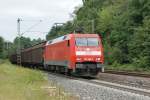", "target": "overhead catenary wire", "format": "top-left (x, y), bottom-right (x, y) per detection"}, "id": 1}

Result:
top-left (21, 20), bottom-right (43, 35)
